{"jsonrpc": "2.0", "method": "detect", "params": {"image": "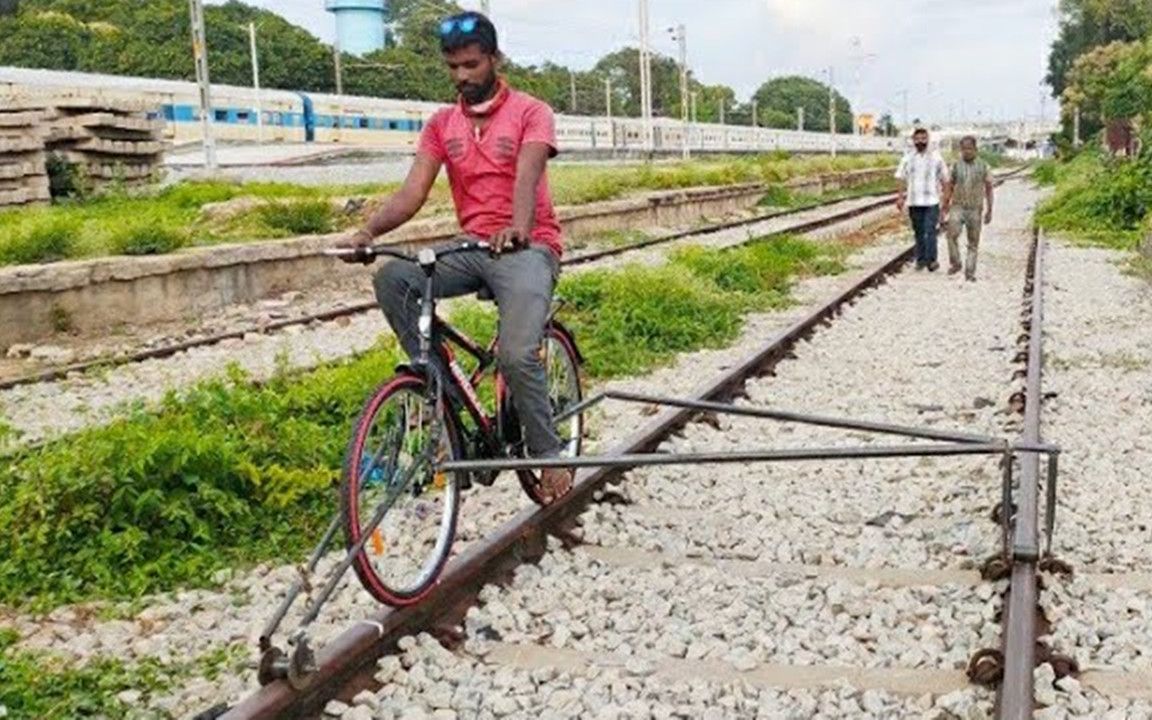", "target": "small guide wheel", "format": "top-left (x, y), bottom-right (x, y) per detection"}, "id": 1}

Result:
top-left (287, 637), bottom-right (318, 690)
top-left (257, 645), bottom-right (287, 687)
